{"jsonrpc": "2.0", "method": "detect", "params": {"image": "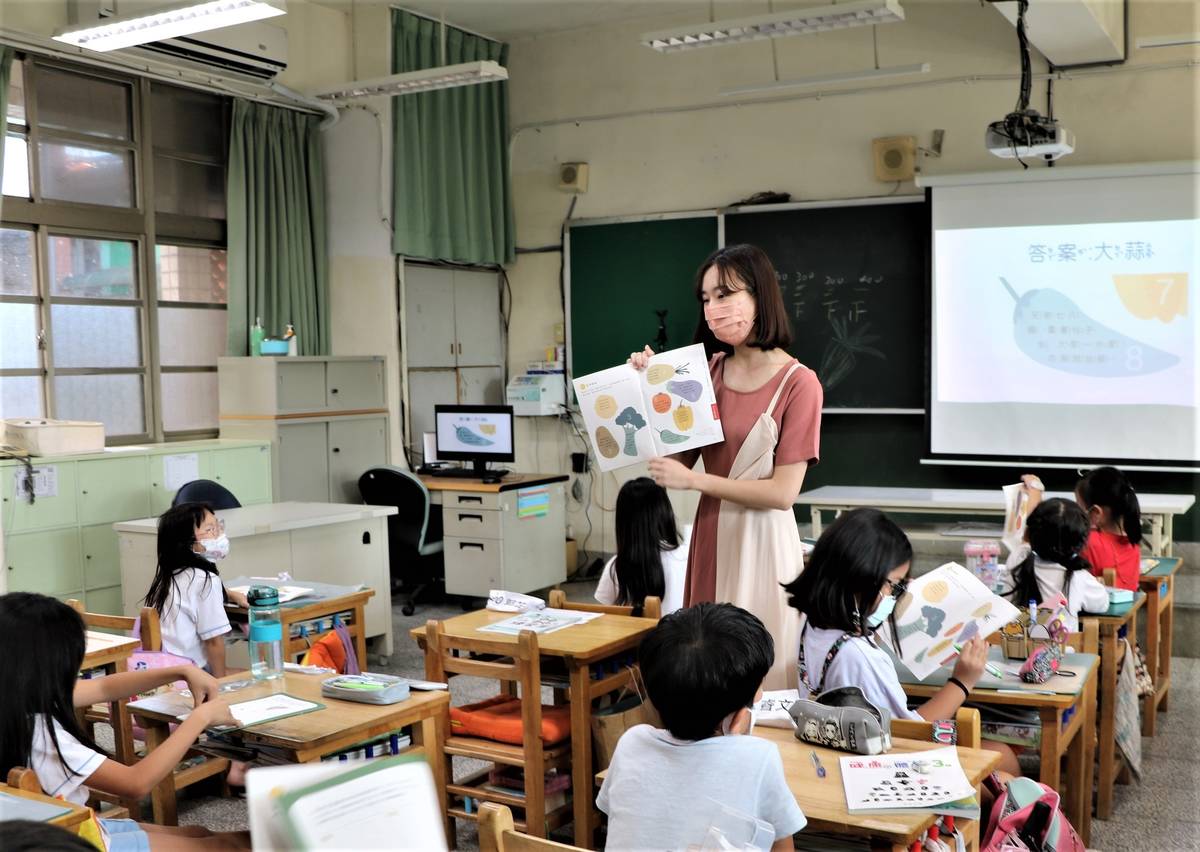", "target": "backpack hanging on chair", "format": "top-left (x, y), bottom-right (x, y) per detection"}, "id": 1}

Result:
top-left (981, 775), bottom-right (1085, 852)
